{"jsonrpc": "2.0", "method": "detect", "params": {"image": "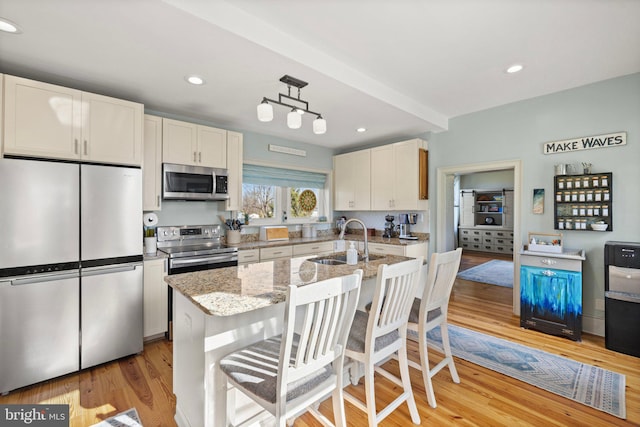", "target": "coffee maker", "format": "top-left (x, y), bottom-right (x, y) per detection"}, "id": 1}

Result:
top-left (398, 213), bottom-right (418, 240)
top-left (383, 214), bottom-right (395, 238)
